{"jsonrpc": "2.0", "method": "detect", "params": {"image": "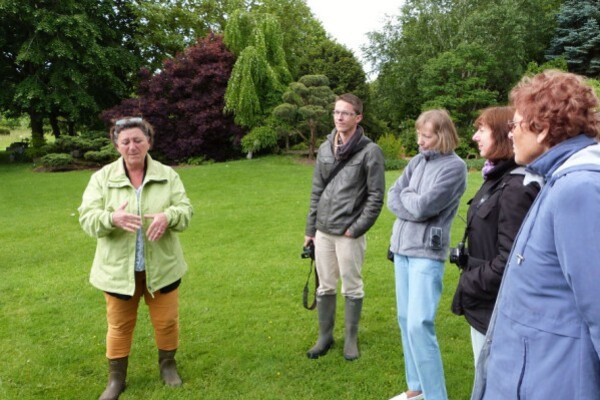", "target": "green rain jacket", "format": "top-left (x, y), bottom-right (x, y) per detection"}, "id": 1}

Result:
top-left (78, 155), bottom-right (193, 296)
